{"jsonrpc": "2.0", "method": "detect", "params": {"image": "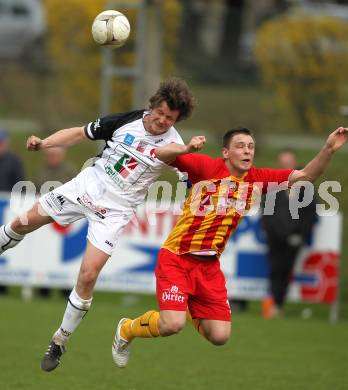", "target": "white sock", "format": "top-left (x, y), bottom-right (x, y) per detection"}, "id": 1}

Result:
top-left (0, 223), bottom-right (25, 254)
top-left (53, 287), bottom-right (93, 346)
top-left (5, 223), bottom-right (25, 240)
